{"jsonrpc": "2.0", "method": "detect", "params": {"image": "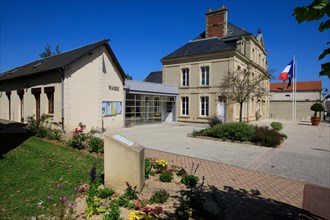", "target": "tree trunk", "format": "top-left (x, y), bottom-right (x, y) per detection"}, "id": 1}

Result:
top-left (239, 102), bottom-right (243, 122)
